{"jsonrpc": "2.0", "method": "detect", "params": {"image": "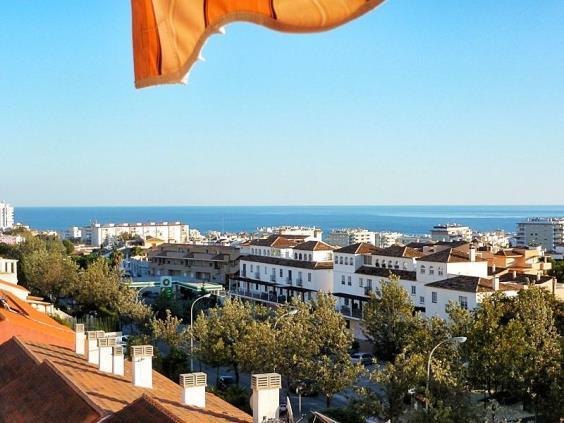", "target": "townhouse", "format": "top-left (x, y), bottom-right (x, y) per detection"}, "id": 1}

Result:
top-left (230, 235), bottom-right (335, 305)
